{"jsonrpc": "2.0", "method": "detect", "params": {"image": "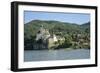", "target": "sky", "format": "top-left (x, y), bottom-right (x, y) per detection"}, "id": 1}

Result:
top-left (24, 11), bottom-right (90, 25)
